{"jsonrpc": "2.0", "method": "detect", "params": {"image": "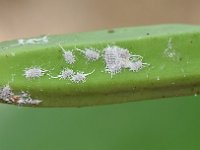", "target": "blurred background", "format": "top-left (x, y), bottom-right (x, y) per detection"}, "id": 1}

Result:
top-left (0, 0), bottom-right (200, 41)
top-left (1, 1), bottom-right (200, 150)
